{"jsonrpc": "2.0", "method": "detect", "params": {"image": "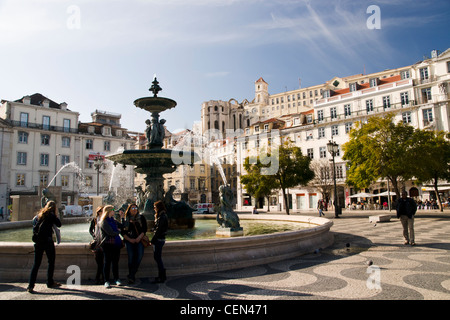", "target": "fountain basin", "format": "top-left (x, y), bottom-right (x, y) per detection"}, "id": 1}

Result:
top-left (0, 215), bottom-right (333, 281)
